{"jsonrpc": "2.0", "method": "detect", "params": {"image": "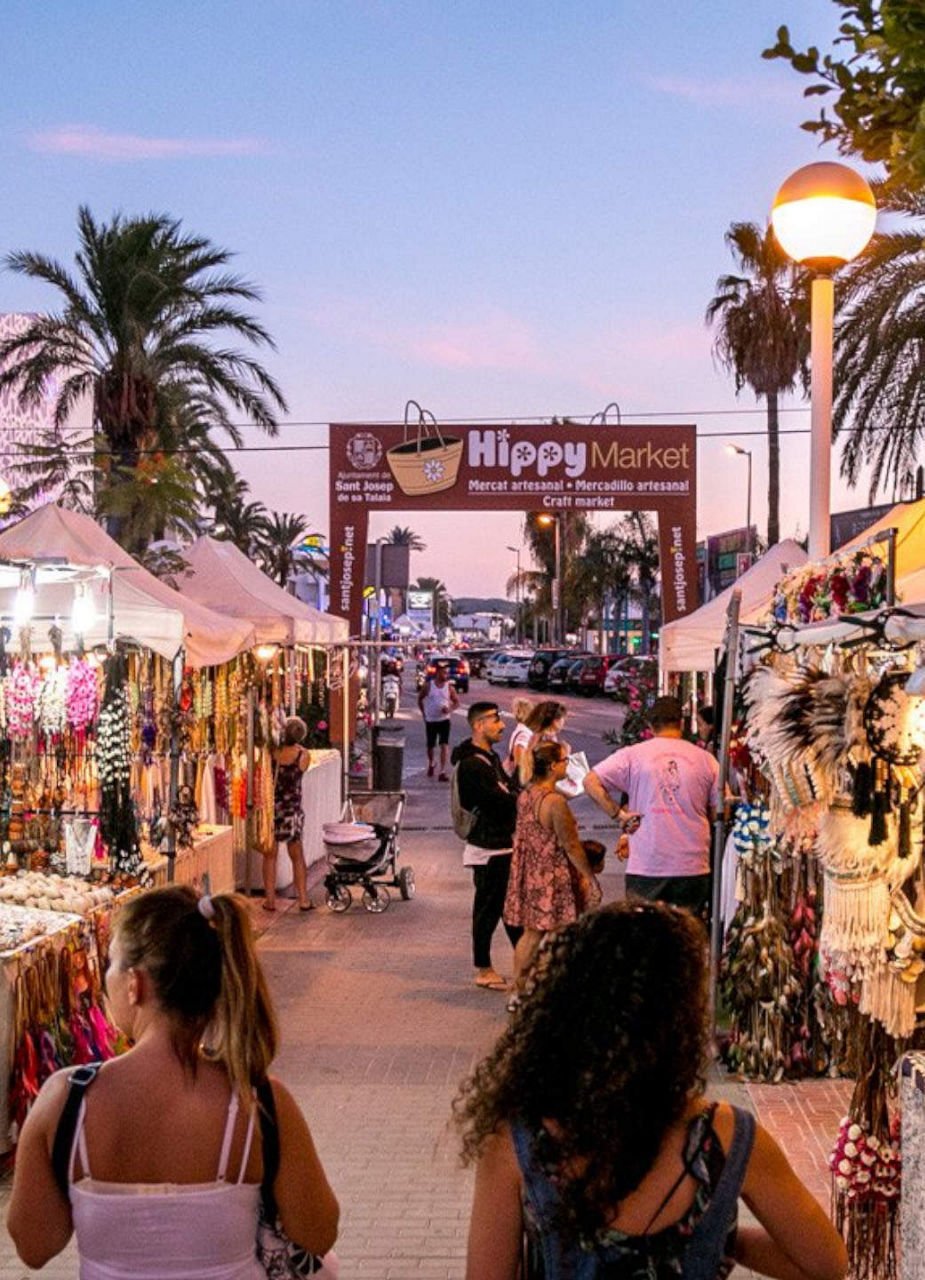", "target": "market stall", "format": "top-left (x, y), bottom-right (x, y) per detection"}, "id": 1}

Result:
top-left (179, 536), bottom-right (347, 894)
top-left (719, 525), bottom-right (921, 1280)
